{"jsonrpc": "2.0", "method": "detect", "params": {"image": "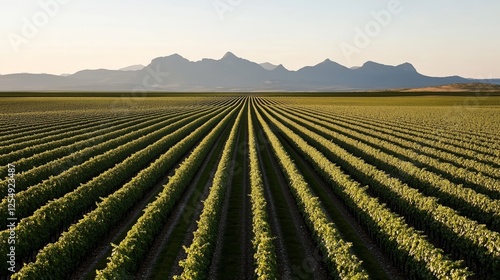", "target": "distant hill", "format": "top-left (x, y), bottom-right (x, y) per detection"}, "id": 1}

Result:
top-left (0, 52), bottom-right (496, 92)
top-left (401, 83), bottom-right (500, 92)
top-left (260, 62), bottom-right (279, 71)
top-left (119, 65), bottom-right (145, 71)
